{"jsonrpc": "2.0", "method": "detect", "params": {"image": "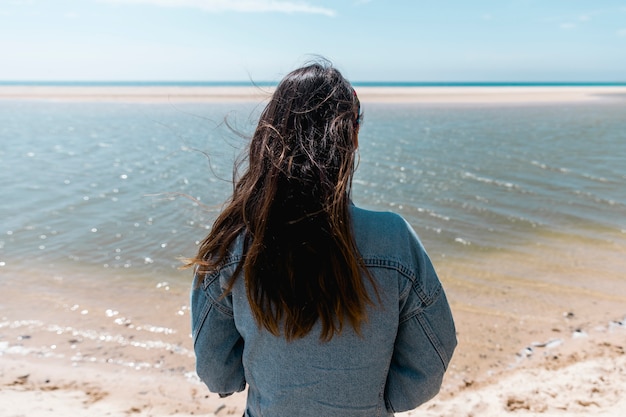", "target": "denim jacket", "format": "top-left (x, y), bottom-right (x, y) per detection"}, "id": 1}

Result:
top-left (191, 205), bottom-right (457, 417)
